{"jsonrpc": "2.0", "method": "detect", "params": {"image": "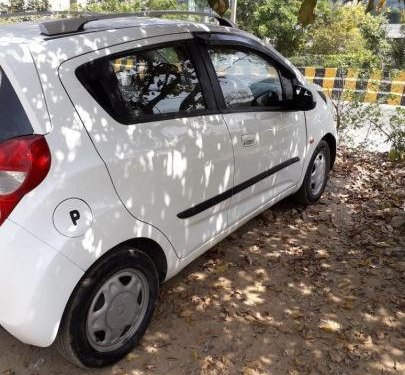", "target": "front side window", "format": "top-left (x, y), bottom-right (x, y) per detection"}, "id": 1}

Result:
top-left (208, 47), bottom-right (284, 110)
top-left (77, 44), bottom-right (207, 123)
